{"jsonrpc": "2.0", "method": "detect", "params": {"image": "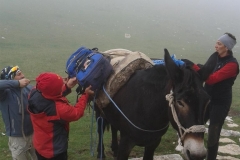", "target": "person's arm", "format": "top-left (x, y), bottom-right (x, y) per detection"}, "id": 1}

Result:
top-left (0, 78), bottom-right (30, 89)
top-left (0, 79), bottom-right (31, 102)
top-left (58, 85), bottom-right (94, 122)
top-left (62, 77), bottom-right (78, 97)
top-left (192, 64), bottom-right (201, 71)
top-left (57, 93), bottom-right (89, 122)
top-left (0, 80), bottom-right (20, 90)
top-left (0, 80), bottom-right (20, 100)
top-left (205, 62), bottom-right (238, 85)
top-left (62, 84), bottom-right (71, 97)
top-left (181, 59), bottom-right (202, 72)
